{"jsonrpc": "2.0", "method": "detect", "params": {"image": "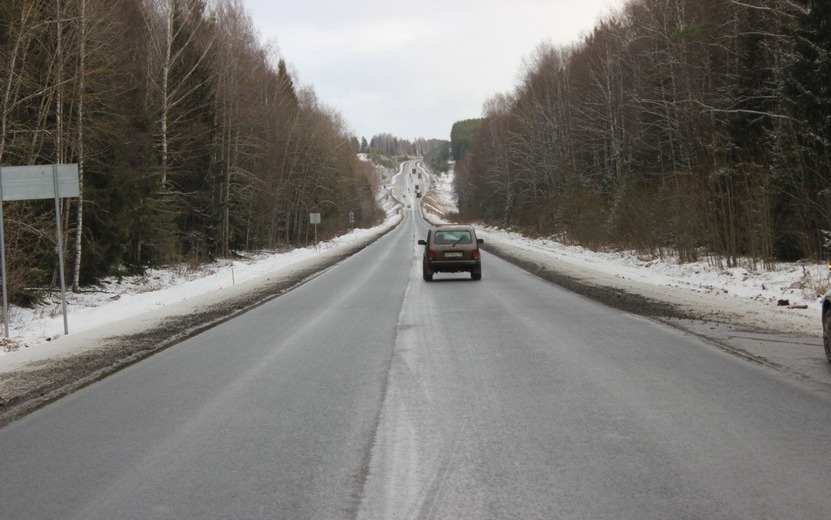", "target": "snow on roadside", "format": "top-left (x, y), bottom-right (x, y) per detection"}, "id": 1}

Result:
top-left (0, 228), bottom-right (378, 353)
top-left (424, 167), bottom-right (830, 335)
top-left (0, 187), bottom-right (402, 355)
top-left (422, 170), bottom-right (458, 216)
top-left (482, 226), bottom-right (830, 311)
